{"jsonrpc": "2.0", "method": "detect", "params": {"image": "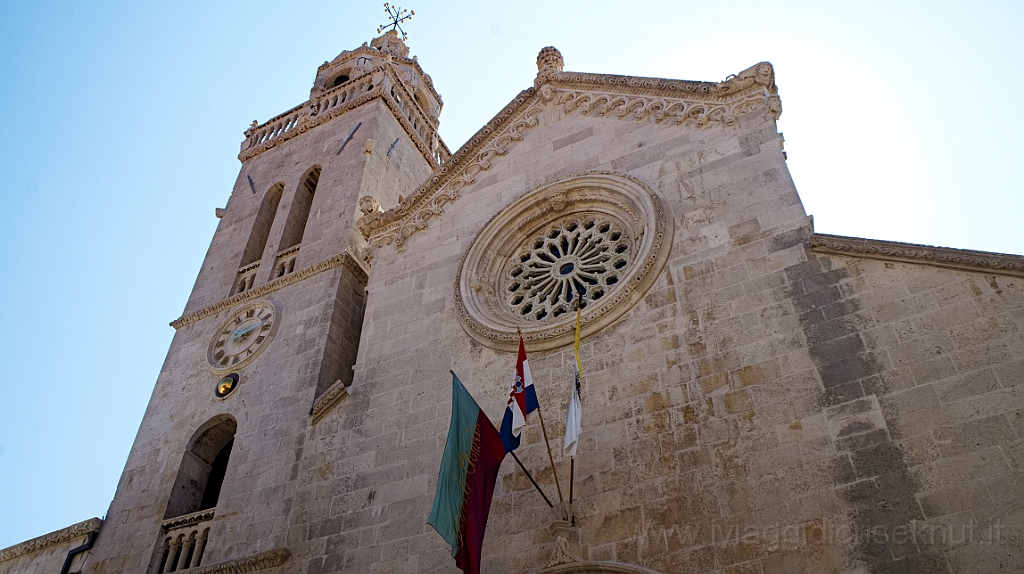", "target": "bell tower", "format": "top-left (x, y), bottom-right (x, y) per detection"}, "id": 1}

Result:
top-left (83, 31), bottom-right (448, 574)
